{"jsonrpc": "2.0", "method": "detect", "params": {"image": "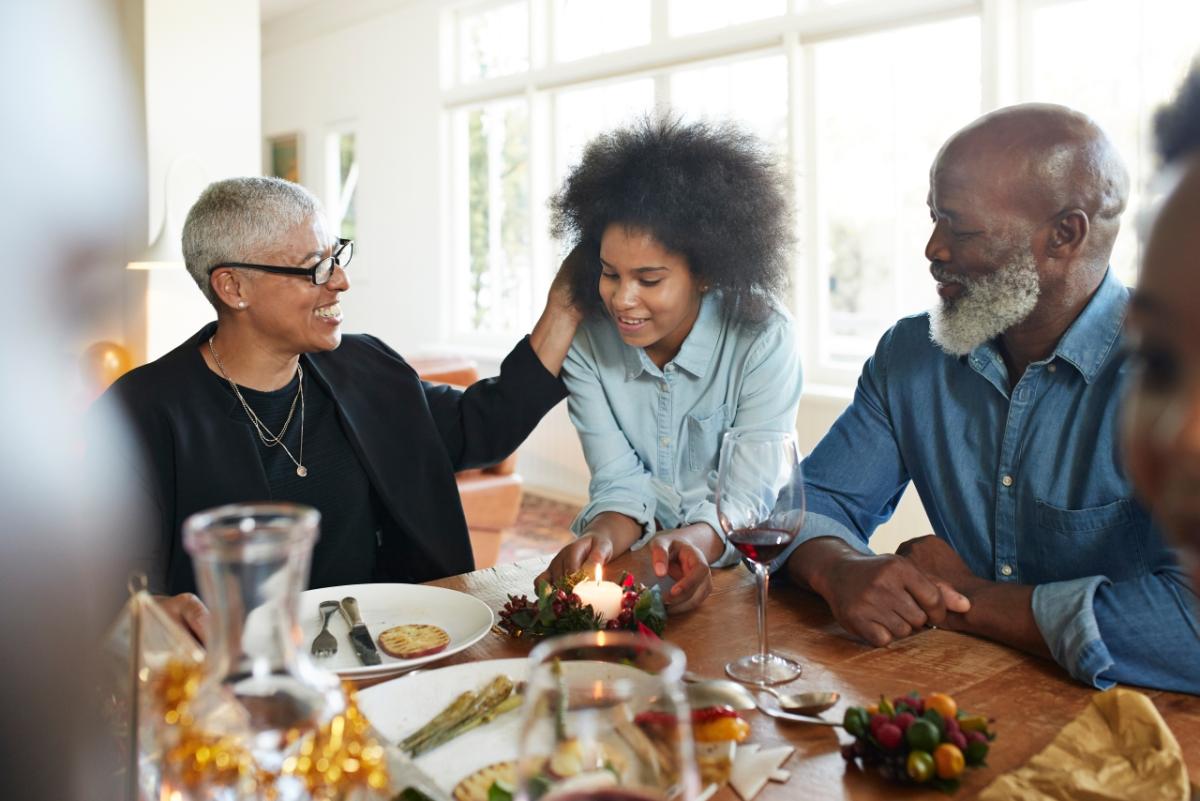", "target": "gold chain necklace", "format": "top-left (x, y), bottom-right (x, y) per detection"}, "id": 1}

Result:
top-left (208, 336), bottom-right (308, 477)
